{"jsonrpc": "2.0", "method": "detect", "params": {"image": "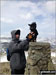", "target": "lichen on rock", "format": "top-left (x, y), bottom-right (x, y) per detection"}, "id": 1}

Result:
top-left (25, 42), bottom-right (55, 75)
